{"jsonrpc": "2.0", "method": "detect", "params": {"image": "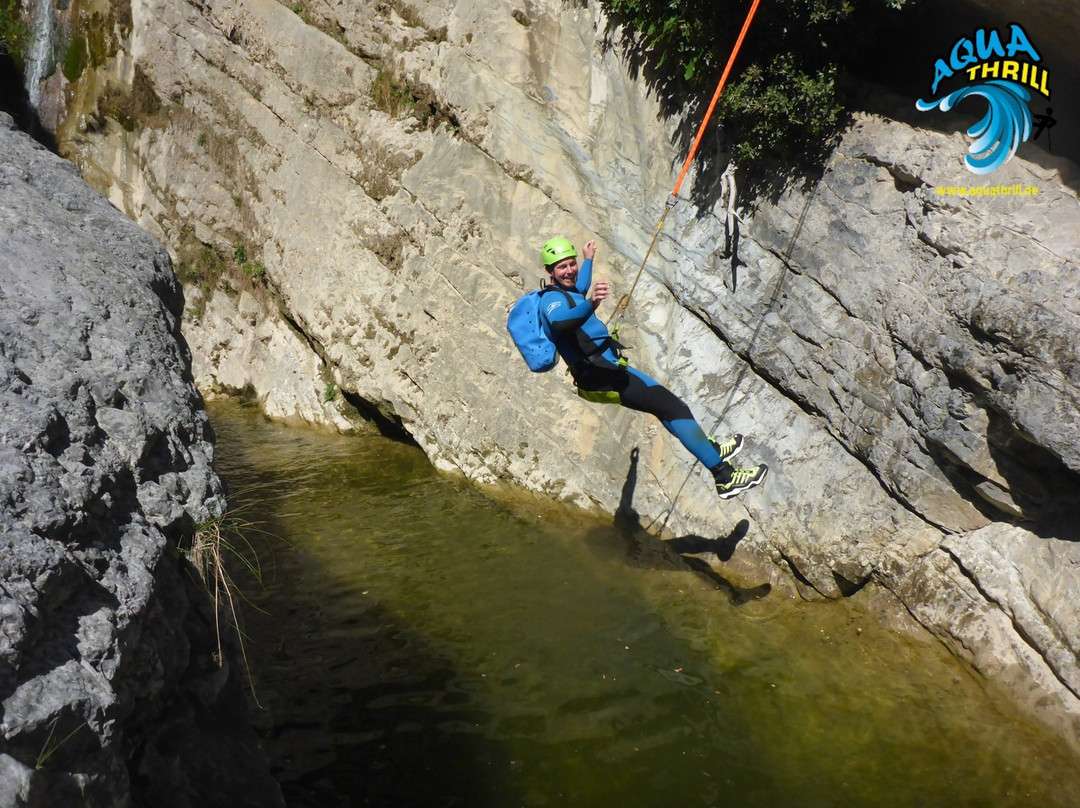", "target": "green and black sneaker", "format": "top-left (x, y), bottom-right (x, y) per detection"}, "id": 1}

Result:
top-left (708, 434), bottom-right (744, 462)
top-left (714, 463), bottom-right (768, 499)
